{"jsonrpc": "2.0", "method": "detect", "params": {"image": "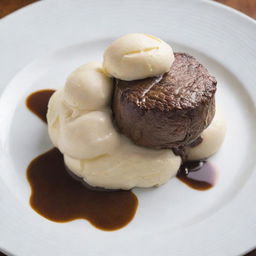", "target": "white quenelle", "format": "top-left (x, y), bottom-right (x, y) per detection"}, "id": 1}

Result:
top-left (186, 107), bottom-right (227, 160)
top-left (103, 33), bottom-right (175, 81)
top-left (47, 89), bottom-right (90, 147)
top-left (64, 62), bottom-right (113, 111)
top-left (58, 110), bottom-right (120, 159)
top-left (47, 94), bottom-right (120, 160)
top-left (47, 62), bottom-right (120, 160)
top-left (64, 137), bottom-right (181, 190)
